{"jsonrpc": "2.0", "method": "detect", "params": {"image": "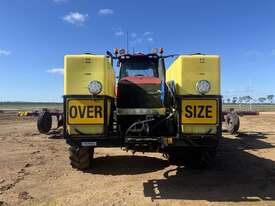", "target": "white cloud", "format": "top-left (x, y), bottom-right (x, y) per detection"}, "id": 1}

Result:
top-left (46, 68), bottom-right (64, 75)
top-left (115, 31), bottom-right (124, 36)
top-left (0, 49), bottom-right (11, 56)
top-left (243, 50), bottom-right (263, 57)
top-left (131, 33), bottom-right (137, 38)
top-left (63, 12), bottom-right (88, 26)
top-left (130, 38), bottom-right (143, 46)
top-left (147, 37), bottom-right (153, 42)
top-left (143, 31), bottom-right (153, 36)
top-left (136, 38), bottom-right (142, 43)
top-left (53, 0), bottom-right (69, 3)
top-left (98, 9), bottom-right (114, 16)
